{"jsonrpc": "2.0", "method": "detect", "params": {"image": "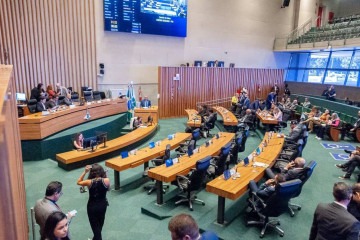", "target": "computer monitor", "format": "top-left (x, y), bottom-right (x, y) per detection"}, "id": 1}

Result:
top-left (96, 131), bottom-right (107, 148)
top-left (16, 93), bottom-right (26, 102)
top-left (83, 136), bottom-right (98, 151)
top-left (194, 60), bottom-right (202, 67)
